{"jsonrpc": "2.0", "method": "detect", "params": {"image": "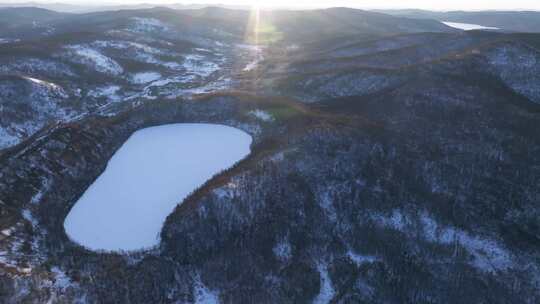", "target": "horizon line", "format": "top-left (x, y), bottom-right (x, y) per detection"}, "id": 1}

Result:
top-left (0, 1), bottom-right (540, 12)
